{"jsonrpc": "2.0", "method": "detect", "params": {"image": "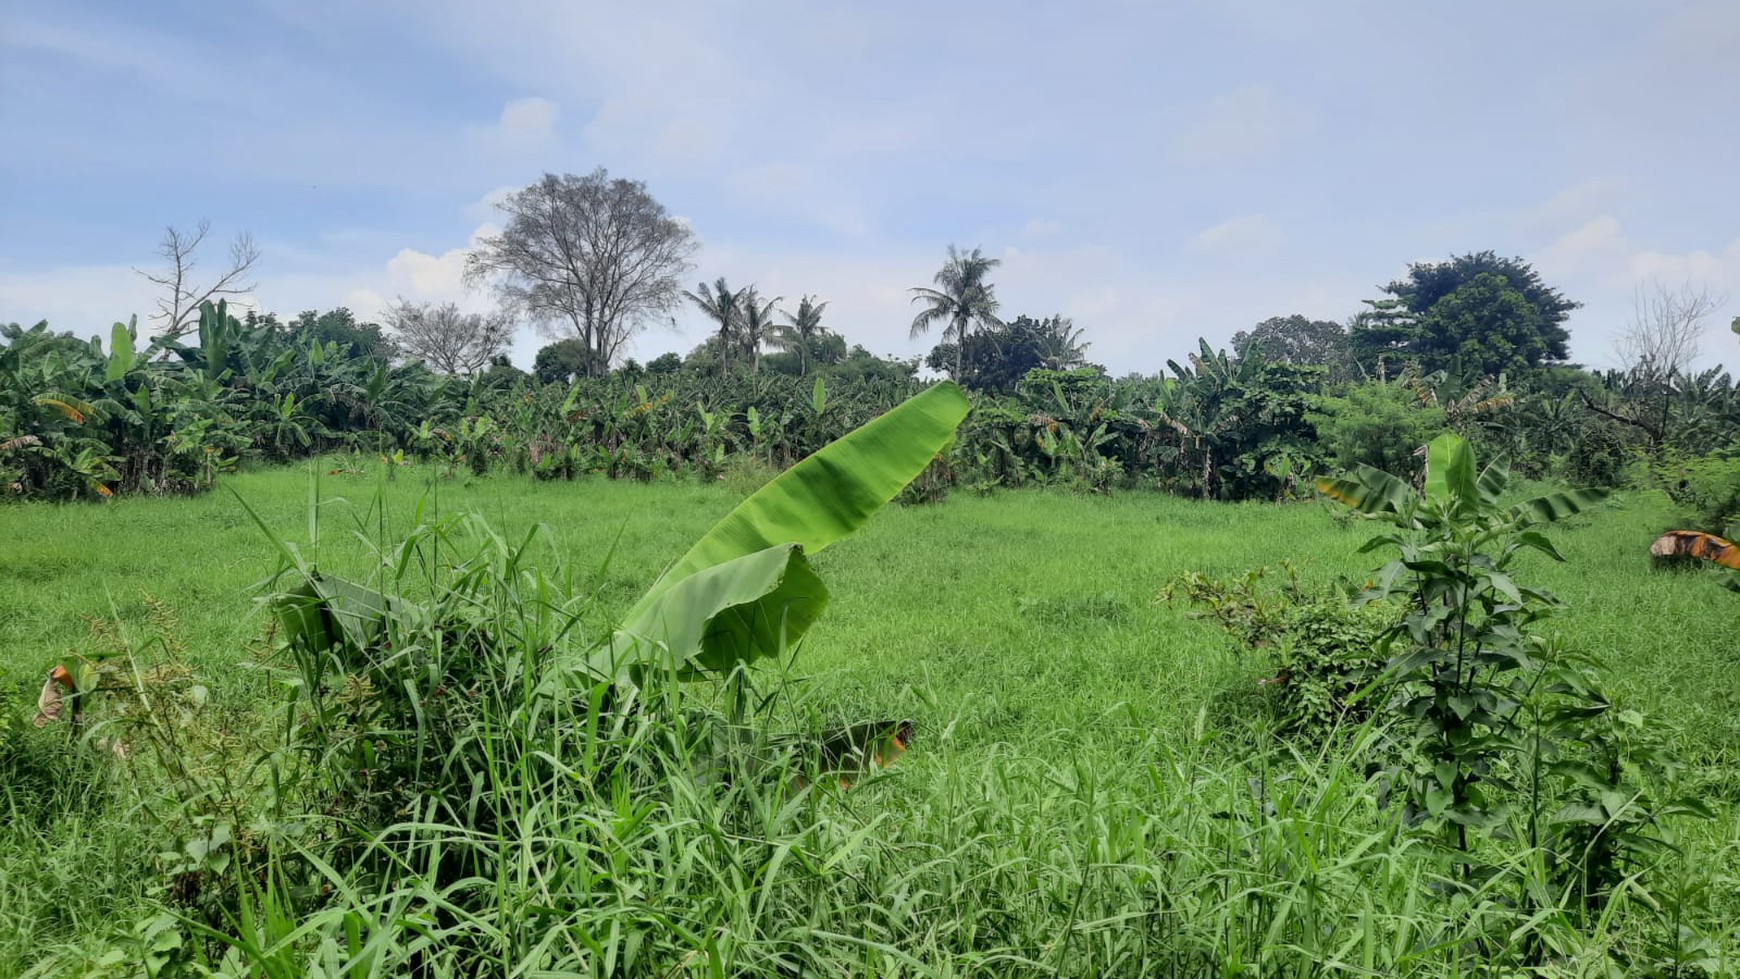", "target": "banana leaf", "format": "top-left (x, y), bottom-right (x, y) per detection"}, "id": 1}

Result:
top-left (1511, 487), bottom-right (1611, 525)
top-left (594, 543), bottom-right (827, 681)
top-left (1316, 465), bottom-right (1413, 515)
top-left (105, 320), bottom-right (135, 383)
top-left (1424, 434), bottom-right (1479, 517)
top-left (274, 571), bottom-right (401, 661)
top-left (603, 381), bottom-right (969, 679)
